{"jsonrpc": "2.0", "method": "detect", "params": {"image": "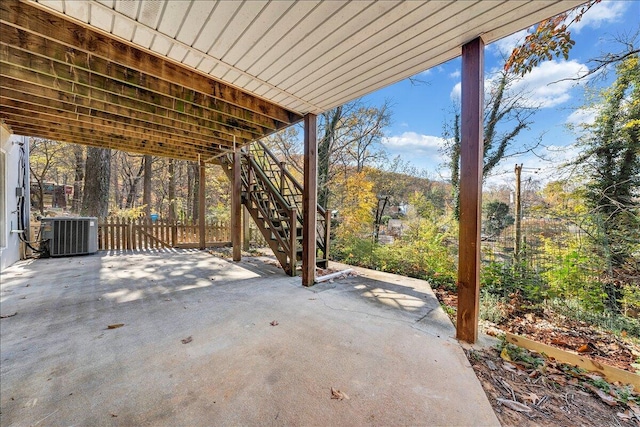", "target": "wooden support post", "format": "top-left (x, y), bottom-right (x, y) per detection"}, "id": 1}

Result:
top-left (243, 206), bottom-right (250, 251)
top-left (302, 113), bottom-right (317, 286)
top-left (231, 150), bottom-right (242, 261)
top-left (289, 208), bottom-right (298, 276)
top-left (456, 37), bottom-right (484, 344)
top-left (198, 157), bottom-right (206, 250)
